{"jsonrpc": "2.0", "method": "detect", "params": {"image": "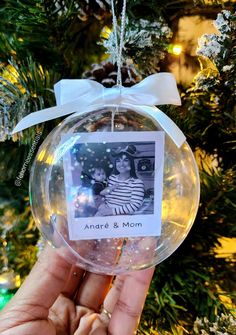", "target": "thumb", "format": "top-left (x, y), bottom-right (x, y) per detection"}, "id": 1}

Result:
top-left (5, 245), bottom-right (72, 314)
